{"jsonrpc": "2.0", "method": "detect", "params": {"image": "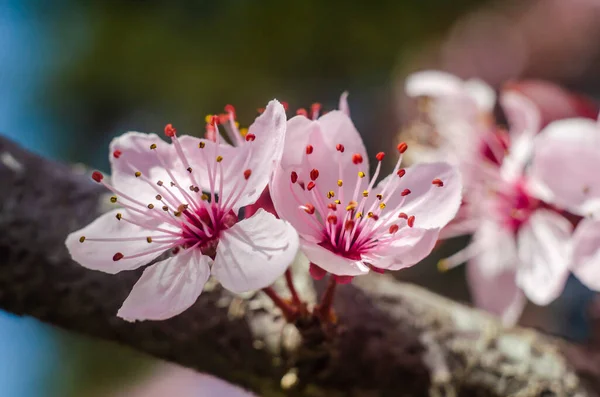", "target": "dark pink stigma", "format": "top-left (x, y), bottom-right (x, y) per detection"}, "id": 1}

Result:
top-left (376, 152), bottom-right (385, 161)
top-left (91, 171), bottom-right (104, 183)
top-left (297, 108), bottom-right (308, 117)
top-left (113, 252), bottom-right (124, 261)
top-left (327, 203), bottom-right (337, 210)
top-left (224, 104), bottom-right (236, 117)
top-left (243, 169), bottom-right (252, 180)
top-left (397, 169), bottom-right (406, 178)
top-left (310, 169), bottom-right (319, 181)
top-left (336, 143), bottom-right (345, 153)
top-left (113, 150), bottom-right (122, 159)
top-left (327, 214), bottom-right (338, 224)
top-left (401, 189), bottom-right (411, 196)
top-left (352, 153), bottom-right (363, 164)
top-left (257, 107), bottom-right (265, 114)
top-left (398, 212), bottom-right (408, 219)
top-left (407, 215), bottom-right (415, 228)
top-left (281, 101), bottom-right (289, 111)
top-left (307, 181), bottom-right (316, 191)
top-left (309, 262), bottom-right (327, 280)
top-left (389, 224), bottom-right (399, 234)
top-left (245, 133), bottom-right (256, 142)
top-left (291, 171), bottom-right (298, 184)
top-left (306, 145), bottom-right (314, 154)
top-left (164, 124), bottom-right (177, 137)
top-left (218, 113), bottom-right (230, 124)
top-left (344, 220), bottom-right (355, 231)
top-left (304, 203), bottom-right (315, 214)
top-left (397, 142), bottom-right (408, 153)
top-left (432, 178), bottom-right (444, 187)
top-left (311, 102), bottom-right (321, 118)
